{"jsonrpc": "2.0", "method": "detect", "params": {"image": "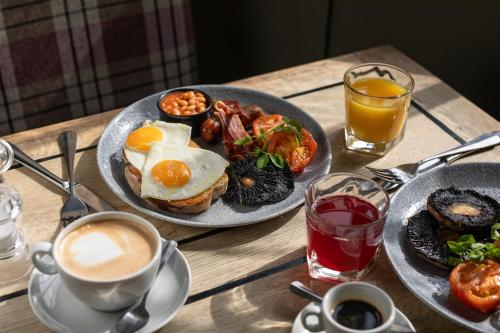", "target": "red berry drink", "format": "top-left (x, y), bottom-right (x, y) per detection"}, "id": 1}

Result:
top-left (307, 195), bottom-right (382, 273)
